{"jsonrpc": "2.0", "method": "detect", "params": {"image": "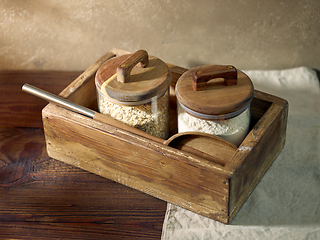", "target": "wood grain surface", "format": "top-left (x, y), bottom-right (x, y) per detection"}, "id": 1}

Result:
top-left (0, 71), bottom-right (83, 128)
top-left (0, 71), bottom-right (166, 239)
